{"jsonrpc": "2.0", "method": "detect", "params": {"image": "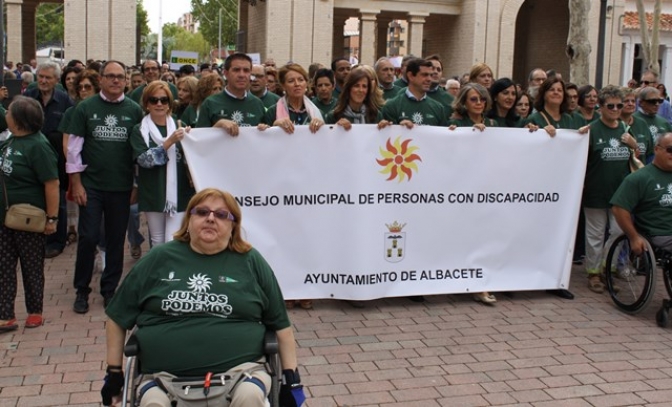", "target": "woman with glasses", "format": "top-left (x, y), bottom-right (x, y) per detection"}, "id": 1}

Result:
top-left (129, 81), bottom-right (195, 247)
top-left (449, 83), bottom-right (497, 130)
top-left (160, 71), bottom-right (177, 85)
top-left (180, 74), bottom-right (224, 128)
top-left (573, 85), bottom-right (600, 127)
top-left (621, 87), bottom-right (654, 164)
top-left (634, 86), bottom-right (672, 142)
top-left (102, 188), bottom-right (304, 407)
top-left (579, 85), bottom-right (631, 293)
